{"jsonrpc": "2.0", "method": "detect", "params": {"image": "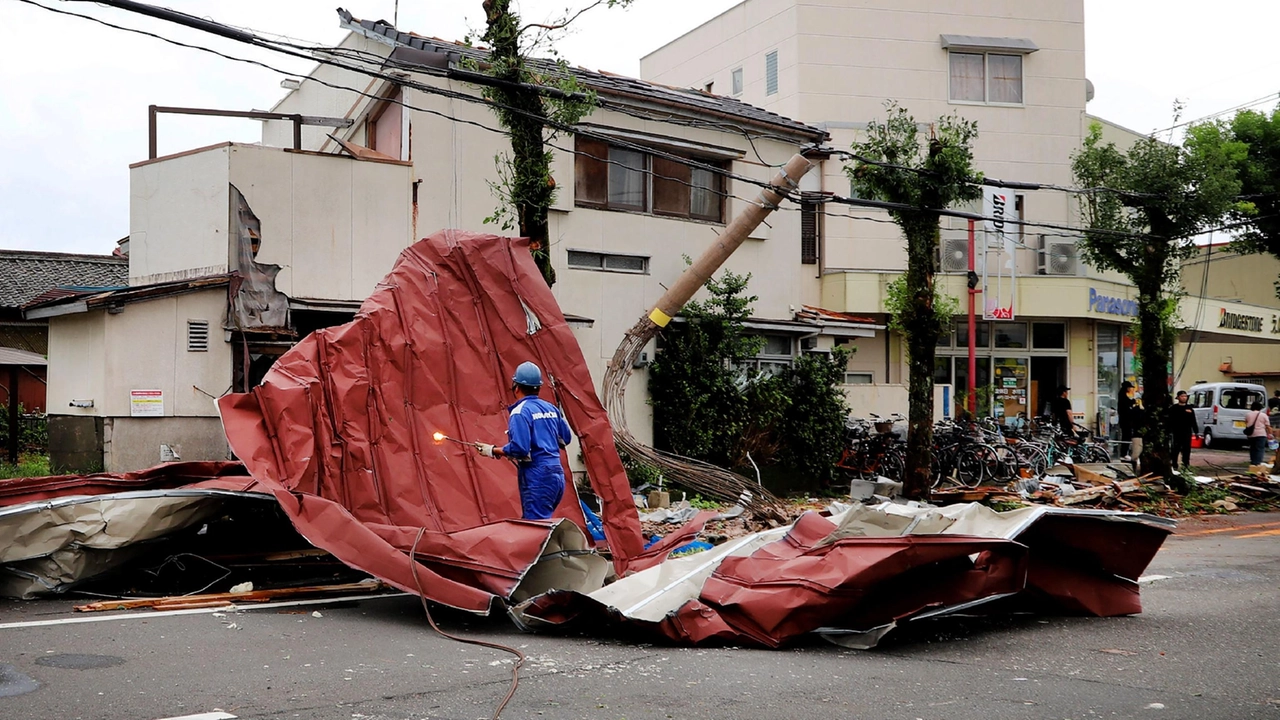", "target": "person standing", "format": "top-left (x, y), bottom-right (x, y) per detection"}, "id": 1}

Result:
top-left (1049, 386), bottom-right (1075, 435)
top-left (1244, 400), bottom-right (1272, 467)
top-left (1128, 400), bottom-right (1147, 473)
top-left (474, 361), bottom-right (573, 520)
top-left (1166, 390), bottom-right (1198, 471)
top-left (1118, 381), bottom-right (1136, 458)
top-left (1268, 389), bottom-right (1280, 414)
